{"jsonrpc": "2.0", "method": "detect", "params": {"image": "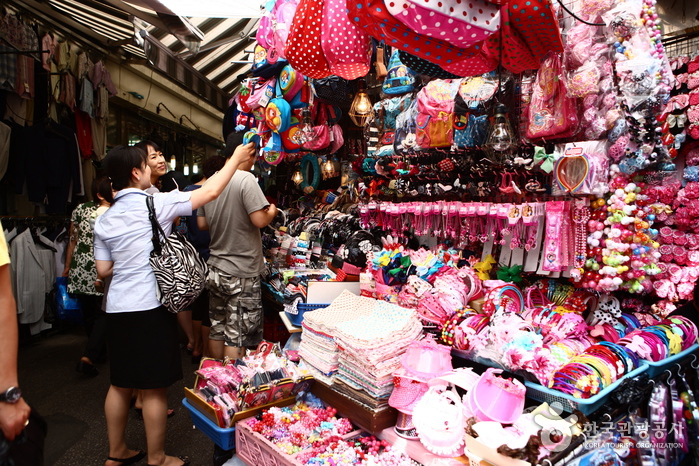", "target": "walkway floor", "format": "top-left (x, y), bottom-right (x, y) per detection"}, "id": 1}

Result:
top-left (18, 324), bottom-right (225, 465)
